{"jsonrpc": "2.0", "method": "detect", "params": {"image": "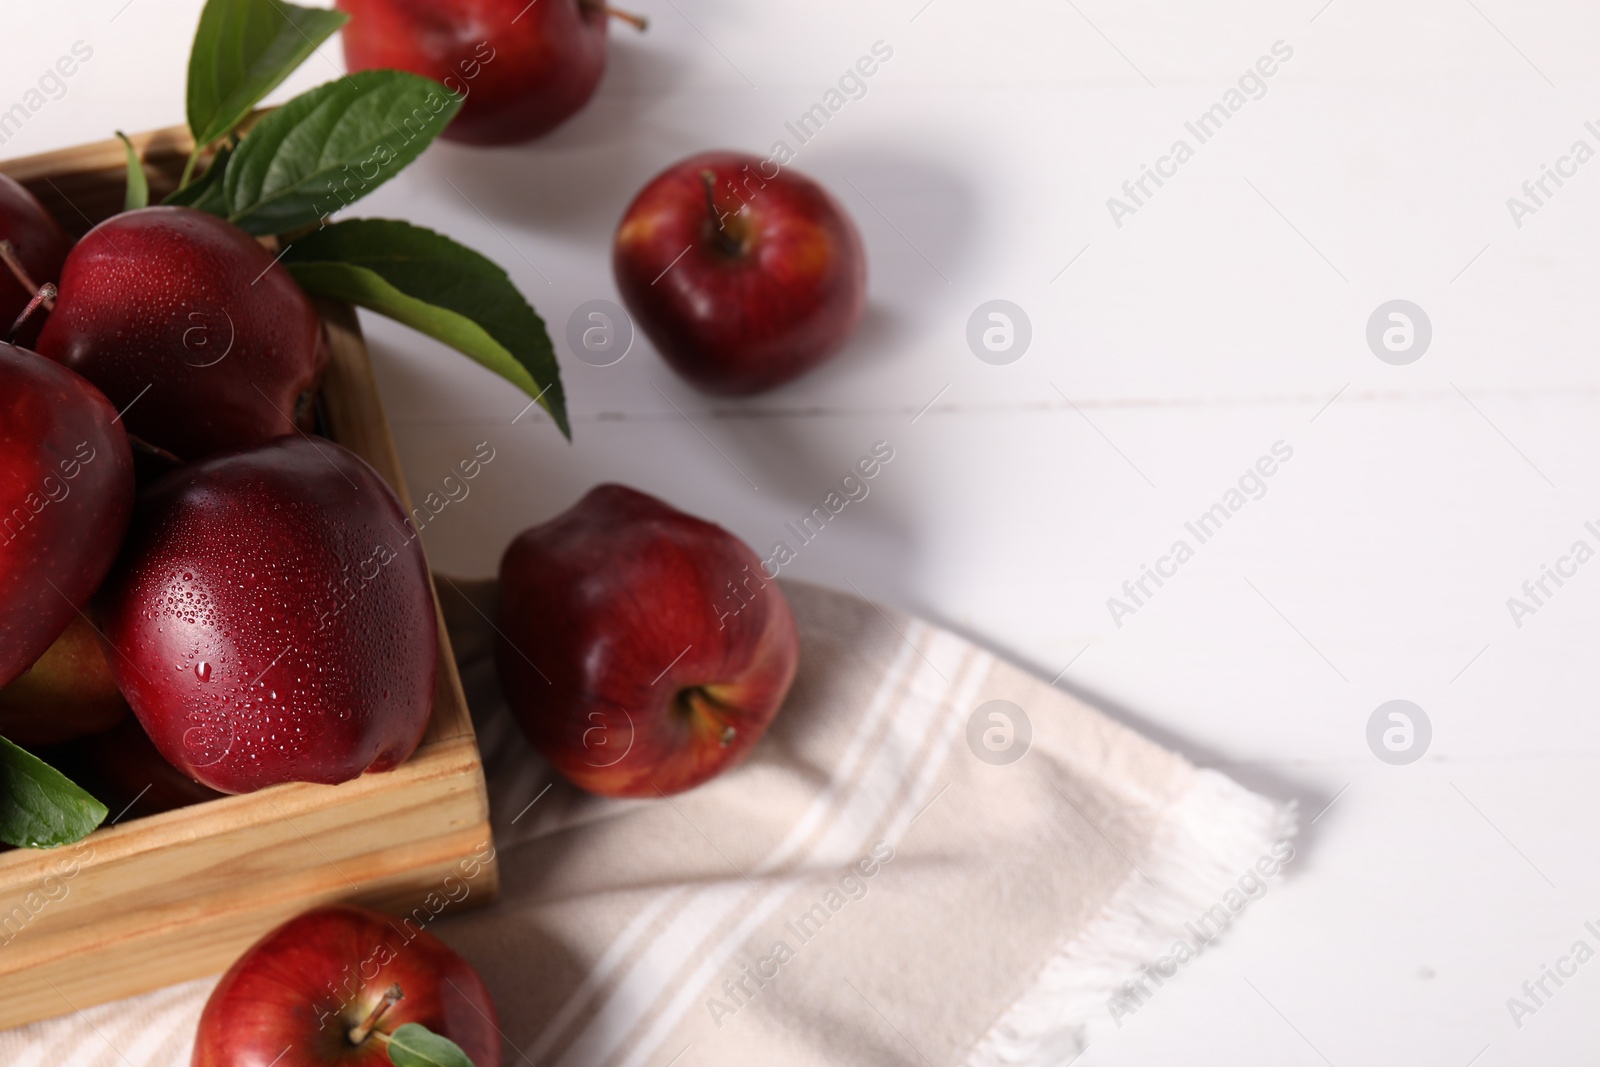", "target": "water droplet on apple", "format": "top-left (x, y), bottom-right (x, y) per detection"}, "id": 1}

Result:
top-left (196, 661), bottom-right (212, 682)
top-left (183, 714), bottom-right (234, 767)
top-left (720, 725), bottom-right (737, 747)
